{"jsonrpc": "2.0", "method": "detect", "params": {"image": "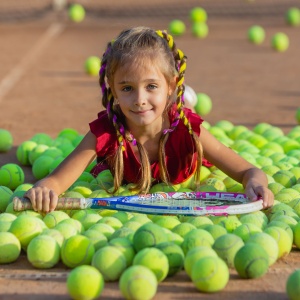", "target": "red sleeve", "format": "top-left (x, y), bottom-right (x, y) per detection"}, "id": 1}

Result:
top-left (89, 110), bottom-right (118, 157)
top-left (183, 108), bottom-right (203, 136)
